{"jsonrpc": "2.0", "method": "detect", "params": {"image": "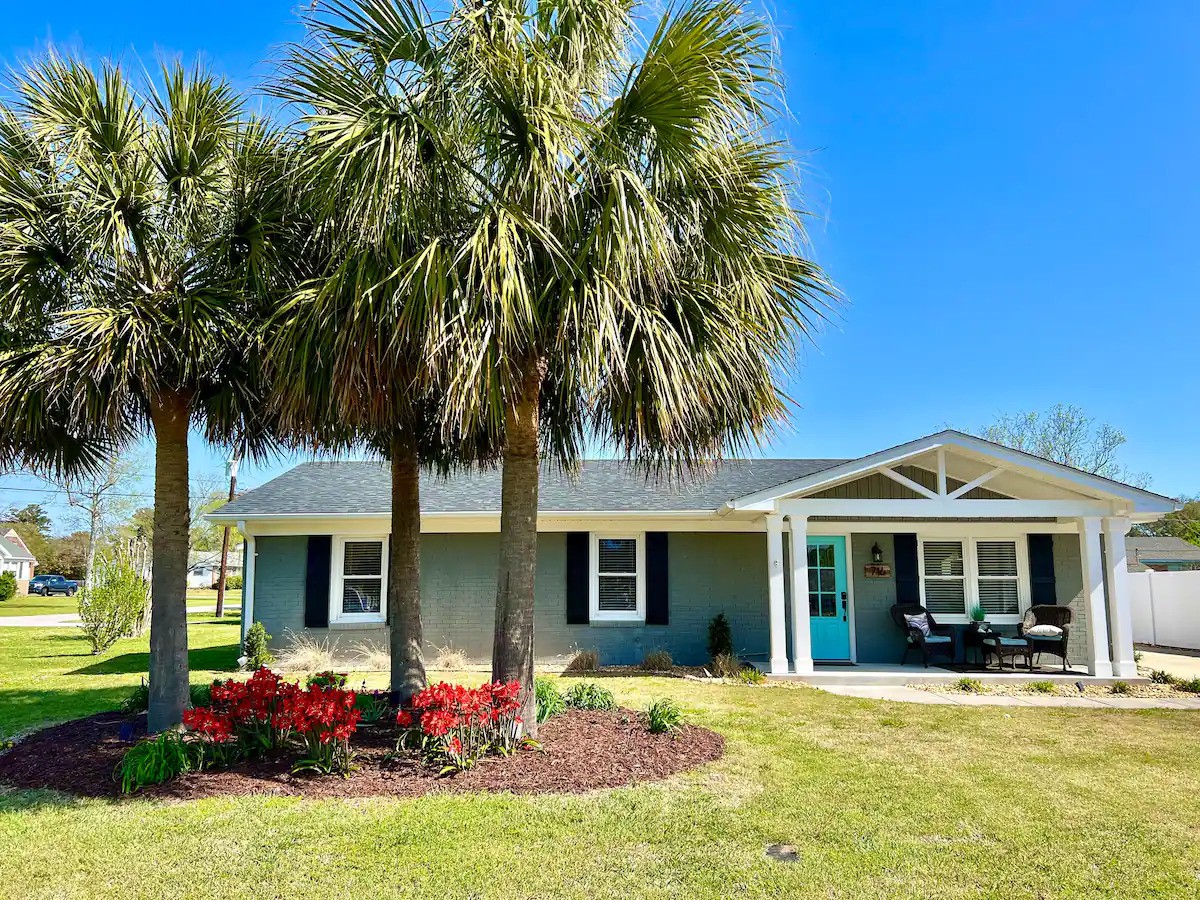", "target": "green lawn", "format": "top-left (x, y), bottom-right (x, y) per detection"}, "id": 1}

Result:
top-left (0, 589), bottom-right (238, 618)
top-left (1, 624), bottom-right (1198, 898)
